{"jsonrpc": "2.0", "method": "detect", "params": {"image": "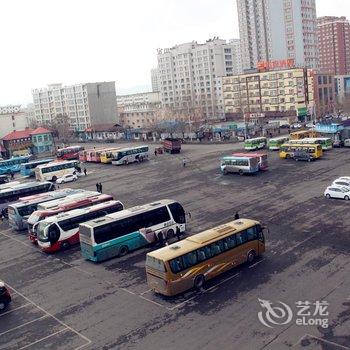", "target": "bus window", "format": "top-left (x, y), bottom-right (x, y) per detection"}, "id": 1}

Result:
top-left (170, 257), bottom-right (183, 273)
top-left (236, 231), bottom-right (248, 245)
top-left (182, 251), bottom-right (198, 269)
top-left (209, 242), bottom-right (222, 256)
top-left (168, 202), bottom-right (185, 224)
top-left (247, 226), bottom-right (257, 241)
